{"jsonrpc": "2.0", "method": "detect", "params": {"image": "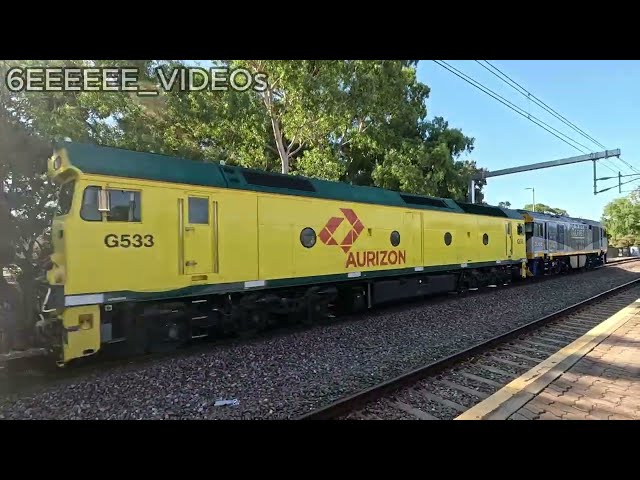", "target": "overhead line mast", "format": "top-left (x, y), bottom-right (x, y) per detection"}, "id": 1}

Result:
top-left (468, 149), bottom-right (622, 203)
